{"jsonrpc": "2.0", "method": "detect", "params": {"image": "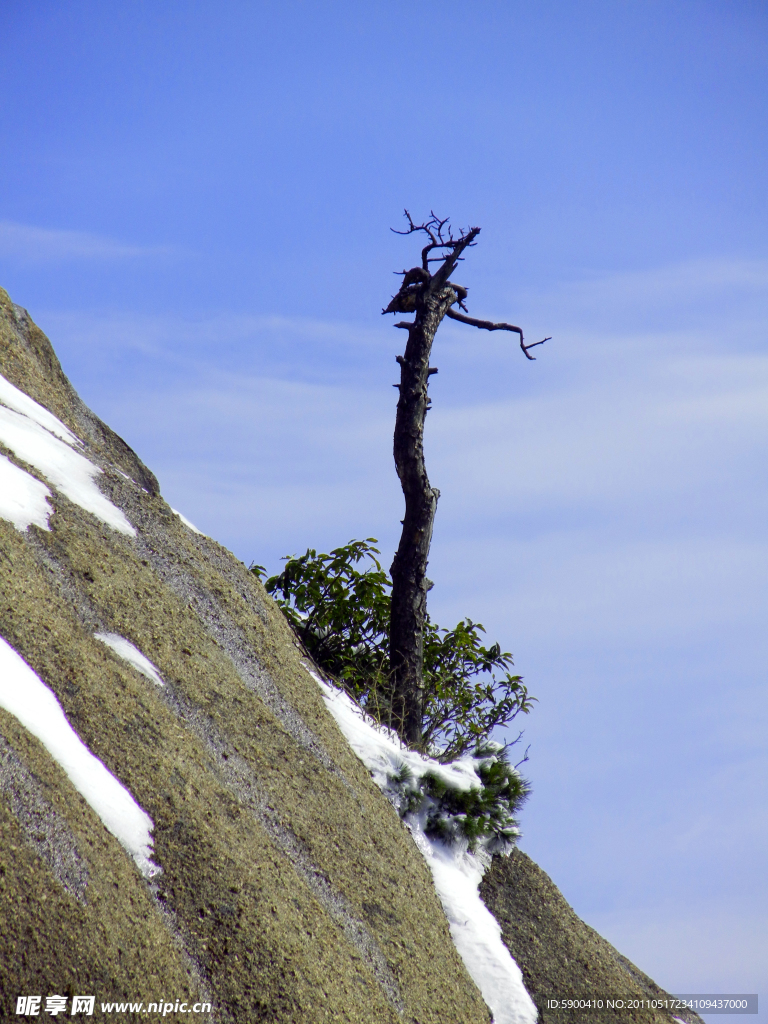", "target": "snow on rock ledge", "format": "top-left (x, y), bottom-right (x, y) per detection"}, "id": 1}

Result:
top-left (312, 667), bottom-right (539, 1024)
top-left (0, 634), bottom-right (159, 877)
top-left (95, 632), bottom-right (165, 687)
top-left (0, 373), bottom-right (135, 536)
